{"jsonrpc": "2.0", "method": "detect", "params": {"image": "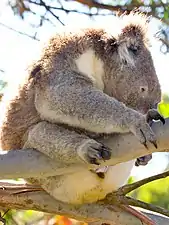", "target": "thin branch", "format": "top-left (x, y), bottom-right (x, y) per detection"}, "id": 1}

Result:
top-left (122, 196), bottom-right (169, 218)
top-left (0, 69), bottom-right (5, 73)
top-left (27, 0), bottom-right (114, 16)
top-left (118, 170), bottom-right (169, 195)
top-left (38, 0), bottom-right (65, 25)
top-left (0, 22), bottom-right (40, 41)
top-left (72, 0), bottom-right (144, 12)
top-left (27, 0), bottom-right (169, 26)
top-left (72, 0), bottom-right (169, 25)
top-left (9, 0), bottom-right (169, 52)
